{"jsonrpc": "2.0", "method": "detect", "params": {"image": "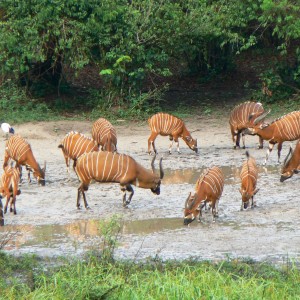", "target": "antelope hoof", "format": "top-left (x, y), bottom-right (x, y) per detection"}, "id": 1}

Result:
top-left (86, 206), bottom-right (90, 210)
top-left (177, 151), bottom-right (181, 154)
top-left (10, 207), bottom-right (13, 213)
top-left (257, 145), bottom-right (263, 149)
